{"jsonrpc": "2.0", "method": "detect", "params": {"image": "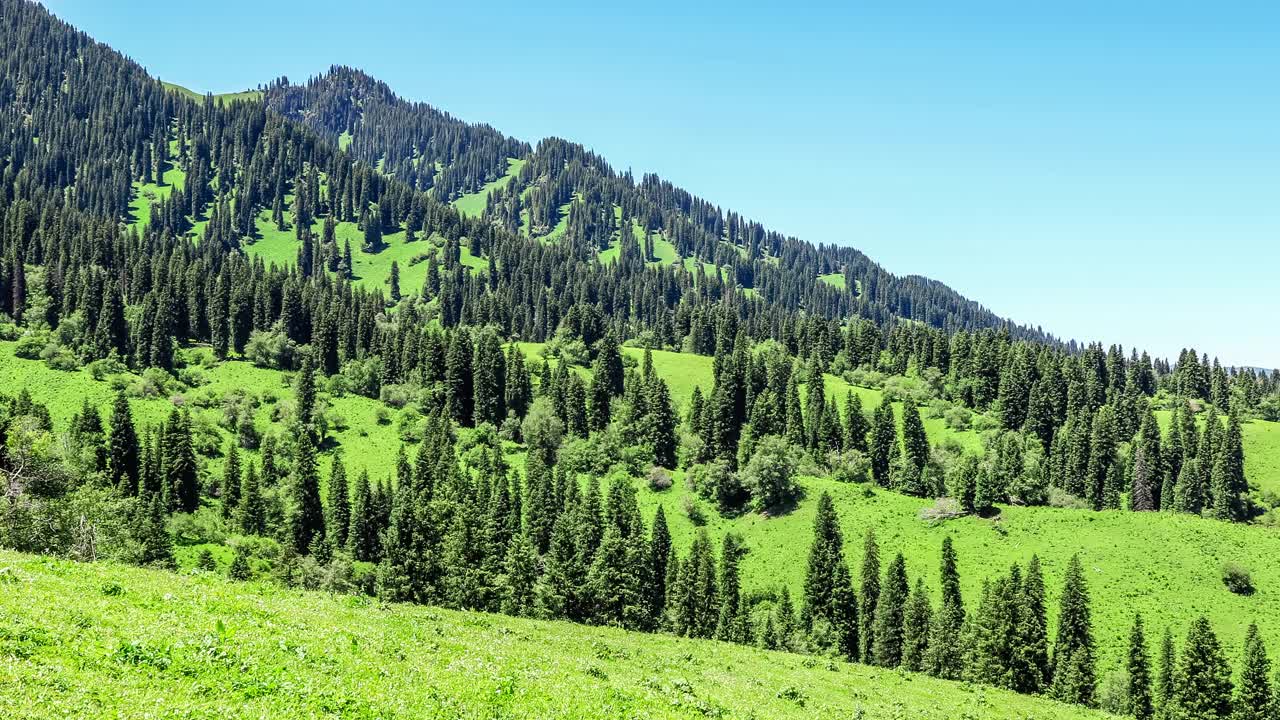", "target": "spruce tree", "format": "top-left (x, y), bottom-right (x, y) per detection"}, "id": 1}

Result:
top-left (1234, 623), bottom-right (1272, 720)
top-left (859, 529), bottom-right (881, 663)
top-left (869, 399), bottom-right (896, 486)
top-left (1014, 555), bottom-right (1050, 694)
top-left (1051, 554), bottom-right (1096, 706)
top-left (135, 491), bottom-right (175, 569)
top-left (347, 469), bottom-right (378, 561)
top-left (902, 578), bottom-right (933, 672)
top-left (1157, 626), bottom-right (1176, 718)
top-left (927, 536), bottom-right (966, 679)
top-left (1127, 614), bottom-right (1154, 720)
top-left (236, 461), bottom-right (266, 536)
top-left (649, 506), bottom-right (672, 620)
top-left (1172, 616), bottom-right (1233, 720)
top-left (1132, 442), bottom-right (1156, 511)
top-left (221, 441), bottom-right (241, 517)
top-left (165, 409), bottom-right (199, 513)
top-left (501, 530), bottom-right (539, 616)
top-left (107, 390), bottom-right (140, 495)
top-left (871, 552), bottom-right (908, 667)
top-left (843, 391), bottom-right (869, 453)
top-left (901, 404), bottom-right (929, 473)
top-left (289, 433), bottom-right (325, 554)
top-left (327, 454), bottom-right (350, 548)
